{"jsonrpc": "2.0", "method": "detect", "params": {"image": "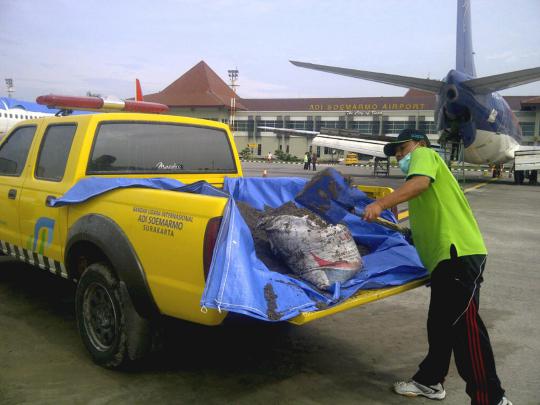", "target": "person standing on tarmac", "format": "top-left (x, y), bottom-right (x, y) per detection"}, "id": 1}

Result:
top-left (303, 152), bottom-right (310, 170)
top-left (363, 129), bottom-right (511, 405)
top-left (311, 152), bottom-right (317, 171)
